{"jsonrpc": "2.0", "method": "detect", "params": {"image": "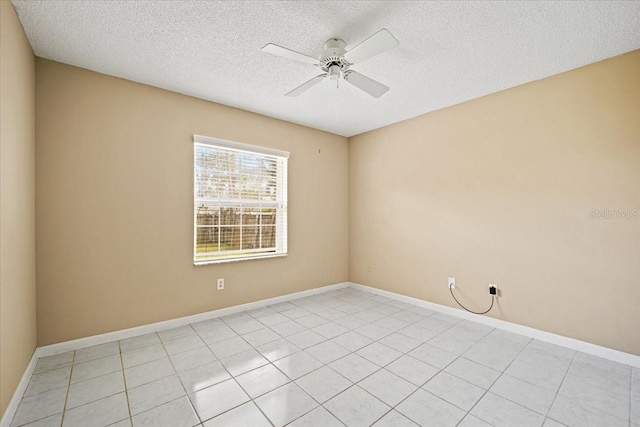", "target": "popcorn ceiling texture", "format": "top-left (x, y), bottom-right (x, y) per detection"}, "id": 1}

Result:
top-left (11, 0), bottom-right (640, 136)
